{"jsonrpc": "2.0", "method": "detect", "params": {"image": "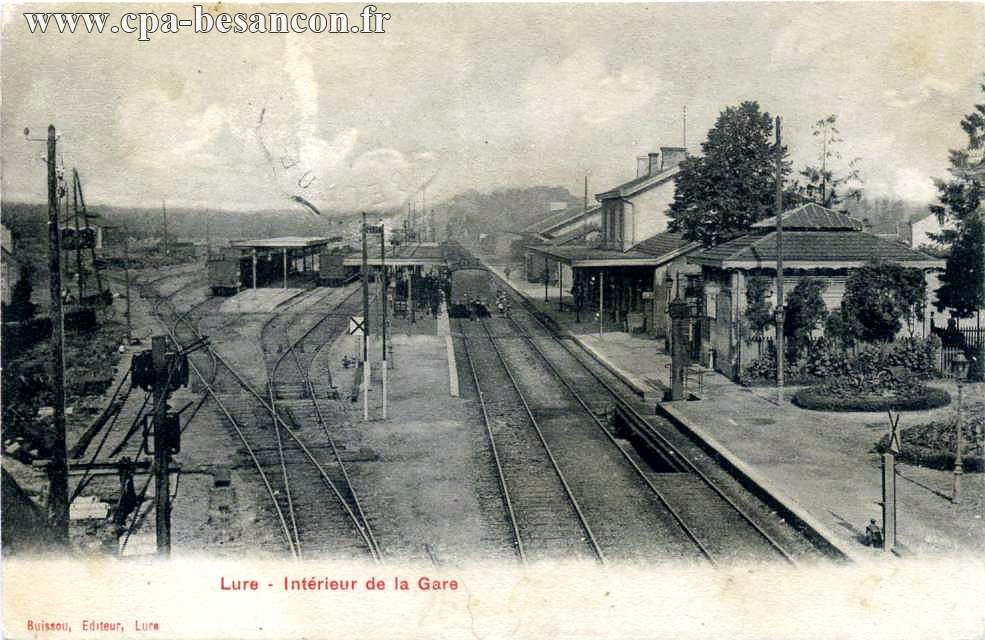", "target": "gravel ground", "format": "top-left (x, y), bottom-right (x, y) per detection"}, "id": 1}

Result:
top-left (346, 334), bottom-right (516, 566)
